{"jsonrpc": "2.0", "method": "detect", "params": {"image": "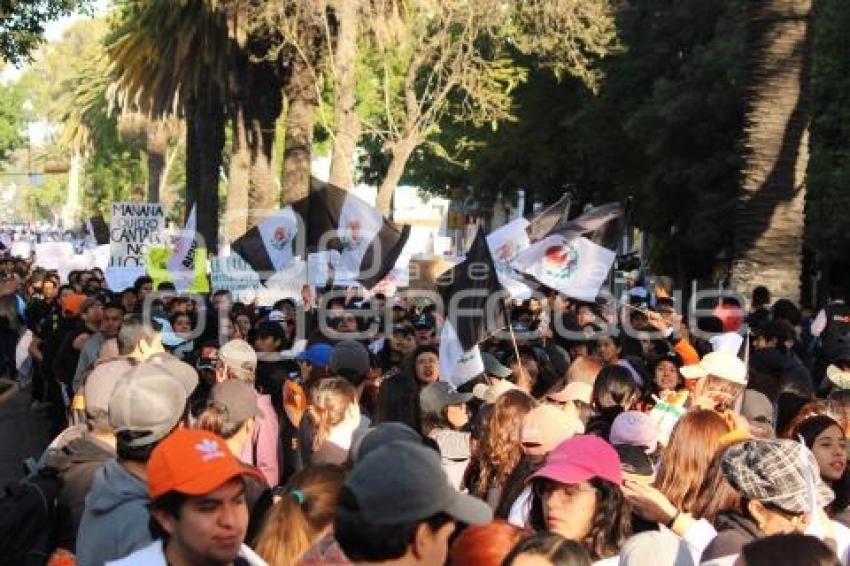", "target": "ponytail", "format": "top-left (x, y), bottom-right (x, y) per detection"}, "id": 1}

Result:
top-left (197, 401), bottom-right (245, 439)
top-left (307, 378), bottom-right (357, 452)
top-left (254, 465), bottom-right (345, 566)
